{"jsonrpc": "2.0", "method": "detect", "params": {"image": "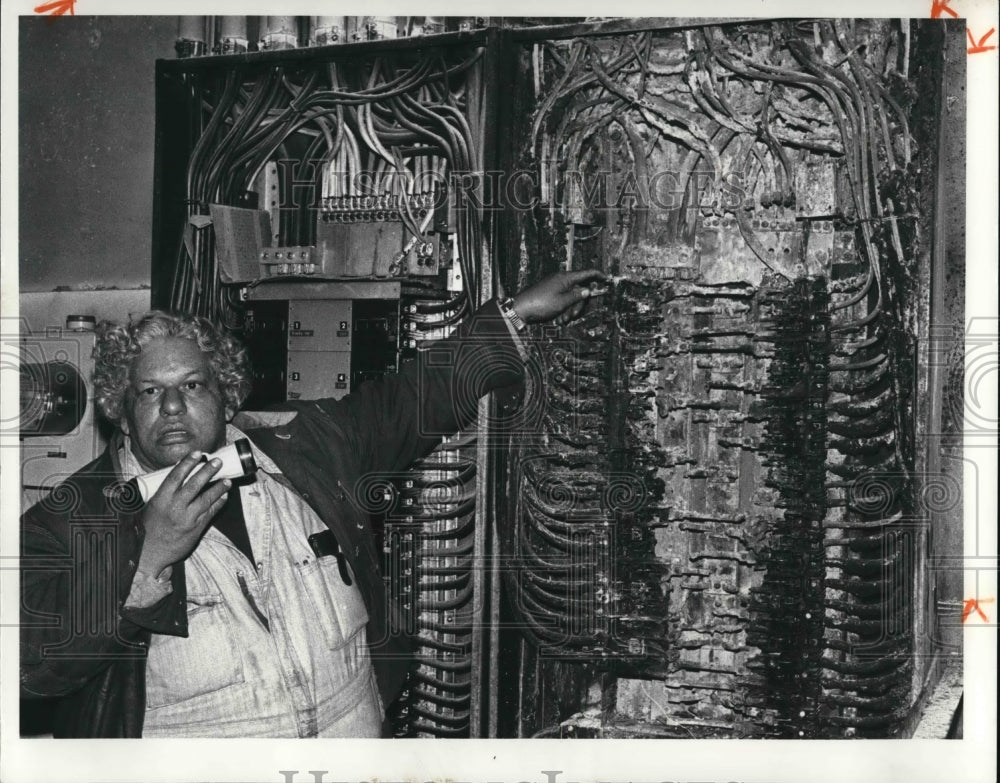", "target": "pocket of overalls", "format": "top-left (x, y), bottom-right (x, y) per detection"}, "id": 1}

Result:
top-left (293, 556), bottom-right (369, 651)
top-left (145, 593), bottom-right (245, 709)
